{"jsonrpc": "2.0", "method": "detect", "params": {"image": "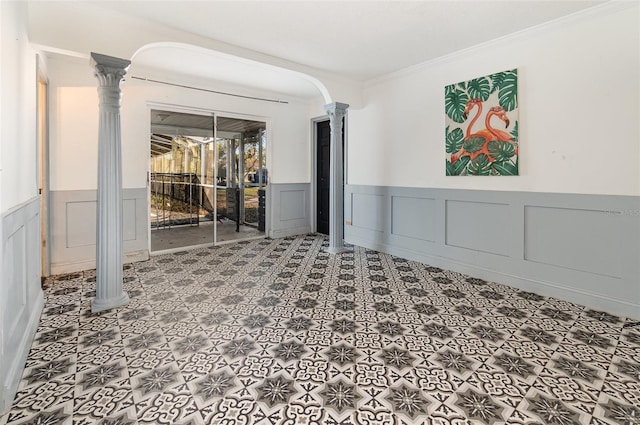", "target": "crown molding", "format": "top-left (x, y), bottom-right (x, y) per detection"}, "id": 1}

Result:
top-left (365, 1), bottom-right (636, 89)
